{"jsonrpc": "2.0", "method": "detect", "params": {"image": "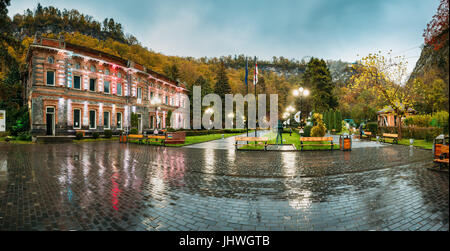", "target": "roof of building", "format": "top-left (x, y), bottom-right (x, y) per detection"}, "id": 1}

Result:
top-left (26, 34), bottom-right (187, 91)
